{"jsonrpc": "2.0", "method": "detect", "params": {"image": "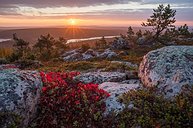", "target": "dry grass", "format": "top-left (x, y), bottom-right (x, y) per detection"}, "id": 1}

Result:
top-left (0, 48), bottom-right (13, 58)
